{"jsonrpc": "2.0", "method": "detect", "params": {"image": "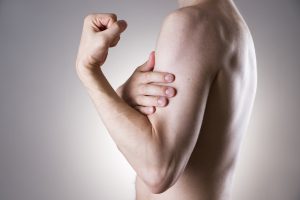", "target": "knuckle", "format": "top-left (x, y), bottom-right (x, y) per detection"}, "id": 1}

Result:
top-left (143, 72), bottom-right (151, 82)
top-left (148, 85), bottom-right (158, 95)
top-left (158, 73), bottom-right (165, 81)
top-left (135, 95), bottom-right (144, 105)
top-left (148, 97), bottom-right (156, 105)
top-left (143, 98), bottom-right (151, 106)
top-left (136, 84), bottom-right (142, 94)
top-left (138, 84), bottom-right (147, 95)
top-left (151, 72), bottom-right (159, 81)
